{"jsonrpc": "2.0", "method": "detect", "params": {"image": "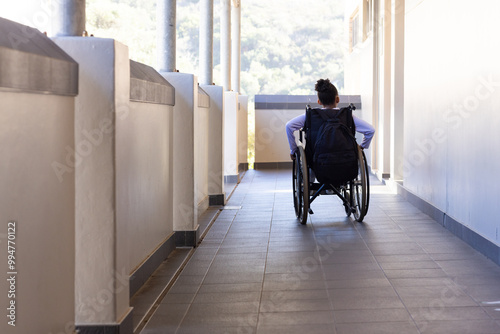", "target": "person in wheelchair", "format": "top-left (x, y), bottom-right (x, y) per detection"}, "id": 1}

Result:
top-left (286, 78), bottom-right (375, 161)
top-left (286, 78), bottom-right (375, 223)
